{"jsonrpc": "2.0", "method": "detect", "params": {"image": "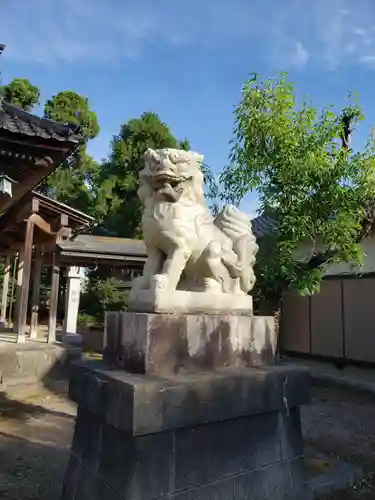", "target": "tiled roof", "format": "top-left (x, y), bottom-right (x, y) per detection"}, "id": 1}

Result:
top-left (251, 214), bottom-right (278, 238)
top-left (0, 100), bottom-right (83, 144)
top-left (58, 235), bottom-right (147, 257)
